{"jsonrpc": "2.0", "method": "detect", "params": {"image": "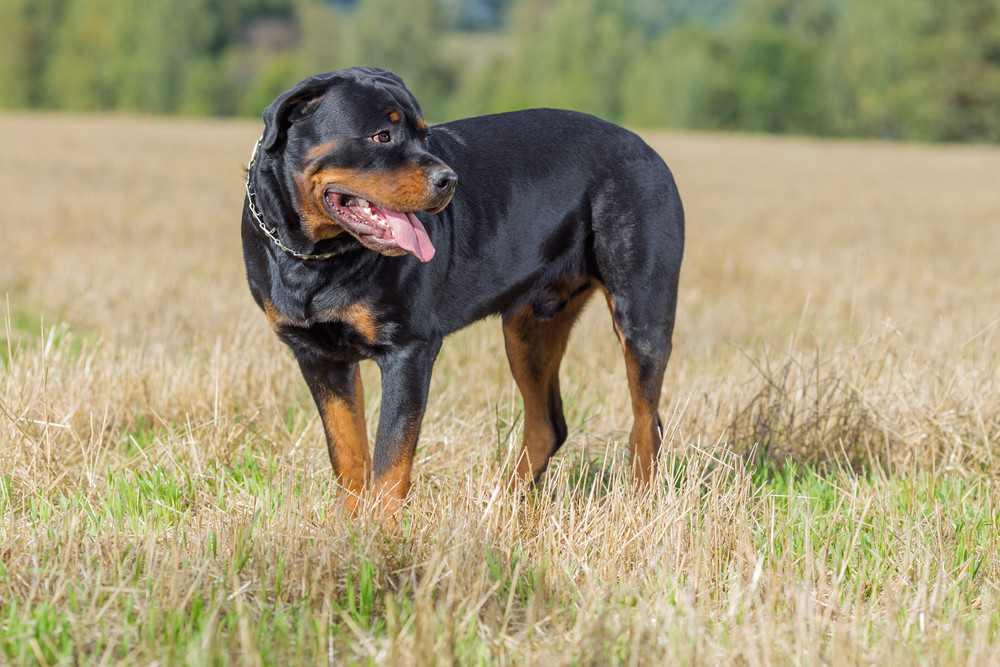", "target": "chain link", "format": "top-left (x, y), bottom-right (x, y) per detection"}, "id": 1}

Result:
top-left (245, 134), bottom-right (352, 261)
